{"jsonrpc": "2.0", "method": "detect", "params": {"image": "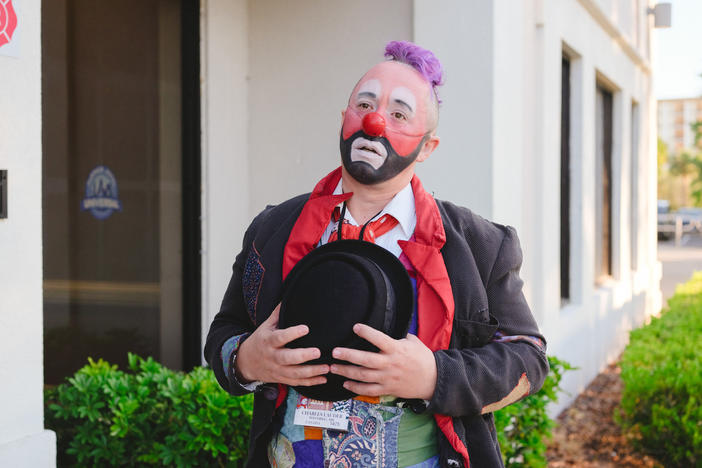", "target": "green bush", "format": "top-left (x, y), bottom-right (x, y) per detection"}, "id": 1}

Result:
top-left (47, 353), bottom-right (572, 467)
top-left (45, 354), bottom-right (253, 467)
top-left (494, 355), bottom-right (574, 468)
top-left (617, 271), bottom-right (702, 467)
